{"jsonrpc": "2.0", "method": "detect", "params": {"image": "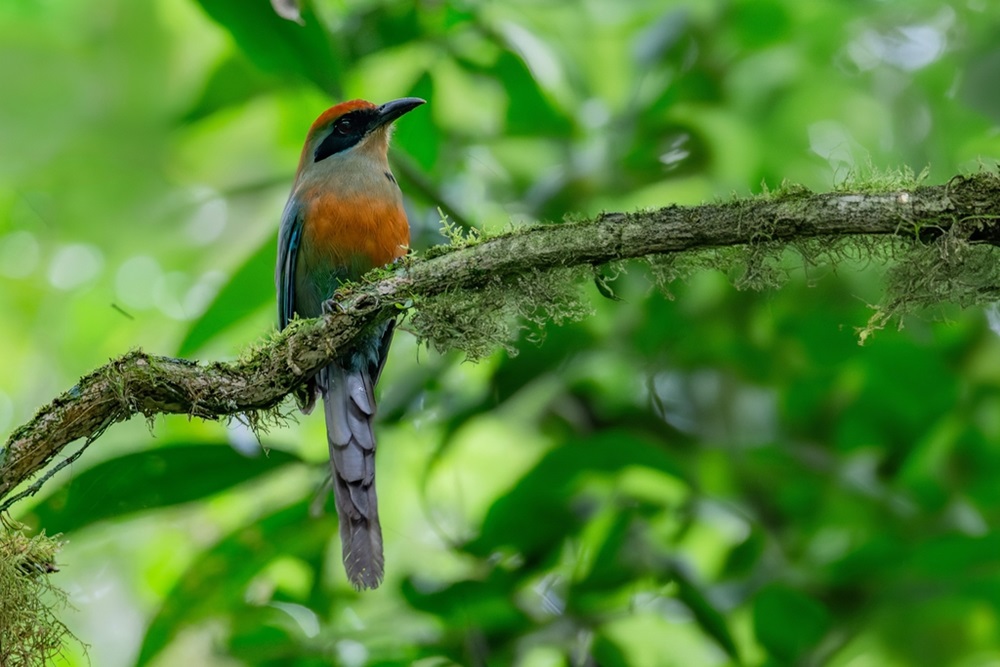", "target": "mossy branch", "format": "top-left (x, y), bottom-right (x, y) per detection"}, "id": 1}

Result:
top-left (2, 173), bottom-right (1000, 508)
top-left (0, 516), bottom-right (80, 663)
